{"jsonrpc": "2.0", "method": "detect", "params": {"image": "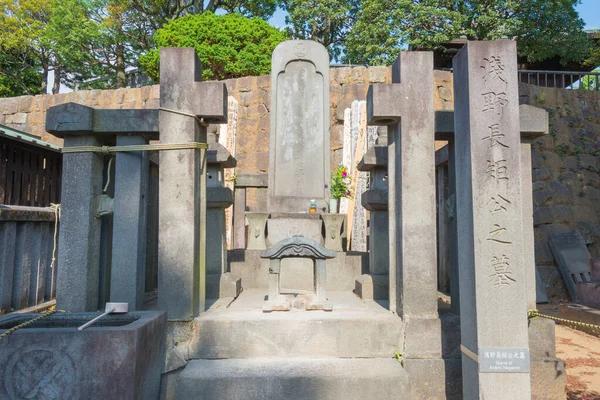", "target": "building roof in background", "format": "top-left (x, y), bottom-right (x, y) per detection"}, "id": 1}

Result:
top-left (0, 125), bottom-right (61, 152)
